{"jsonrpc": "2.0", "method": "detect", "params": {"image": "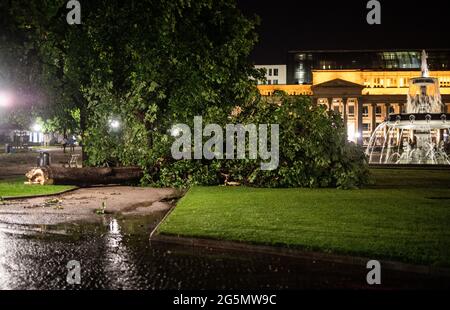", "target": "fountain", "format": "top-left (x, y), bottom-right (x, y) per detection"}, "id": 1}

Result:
top-left (366, 50), bottom-right (450, 165)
